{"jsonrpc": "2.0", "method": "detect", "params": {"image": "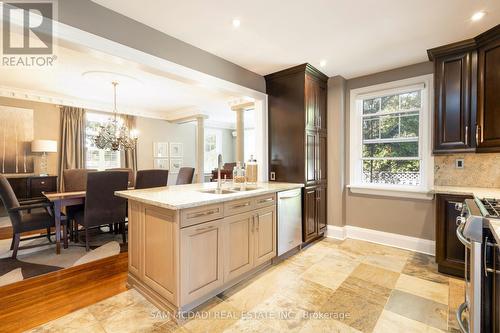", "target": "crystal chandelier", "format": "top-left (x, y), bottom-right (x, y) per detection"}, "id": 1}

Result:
top-left (94, 82), bottom-right (138, 151)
